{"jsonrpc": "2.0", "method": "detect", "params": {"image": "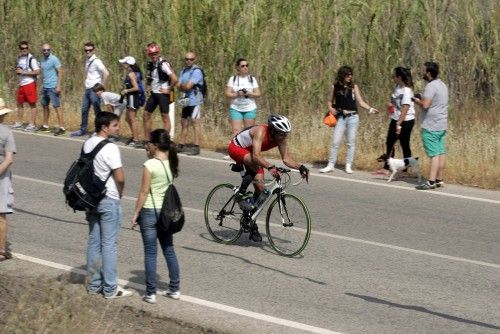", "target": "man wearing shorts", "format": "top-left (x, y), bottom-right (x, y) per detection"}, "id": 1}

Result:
top-left (13, 41), bottom-right (40, 132)
top-left (177, 51), bottom-right (204, 155)
top-left (228, 115), bottom-right (309, 242)
top-left (143, 43), bottom-right (178, 140)
top-left (413, 62), bottom-right (449, 190)
top-left (39, 43), bottom-right (65, 136)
